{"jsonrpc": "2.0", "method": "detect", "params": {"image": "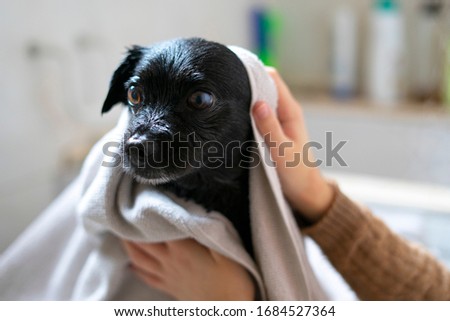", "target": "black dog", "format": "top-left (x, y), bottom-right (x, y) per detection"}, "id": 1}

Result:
top-left (102, 38), bottom-right (254, 255)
